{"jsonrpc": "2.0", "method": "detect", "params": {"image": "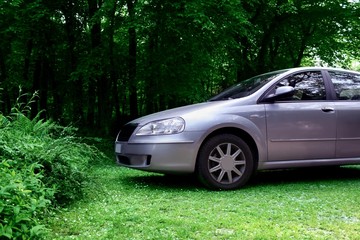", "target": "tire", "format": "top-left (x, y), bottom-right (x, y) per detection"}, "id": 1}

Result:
top-left (196, 134), bottom-right (254, 190)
